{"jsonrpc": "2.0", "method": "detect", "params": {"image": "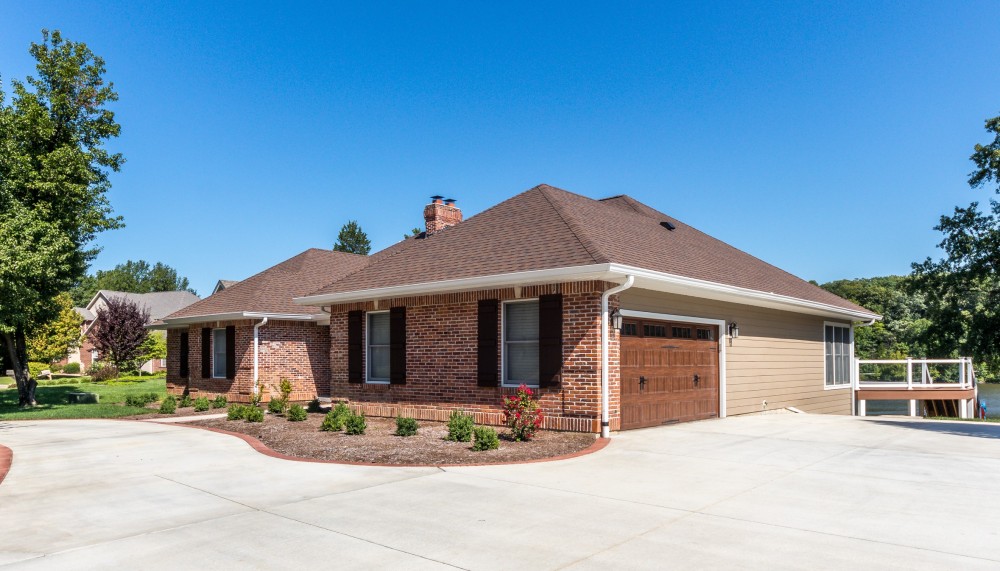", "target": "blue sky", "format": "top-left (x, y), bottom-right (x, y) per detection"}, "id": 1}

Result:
top-left (3, 1), bottom-right (999, 297)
